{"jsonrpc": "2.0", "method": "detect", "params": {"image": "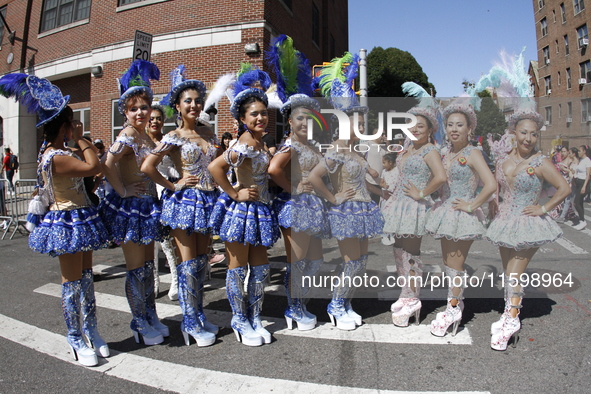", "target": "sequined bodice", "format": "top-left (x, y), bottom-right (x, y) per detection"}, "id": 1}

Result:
top-left (392, 144), bottom-right (436, 199)
top-left (40, 149), bottom-right (89, 211)
top-left (281, 139), bottom-right (322, 196)
top-left (440, 146), bottom-right (479, 201)
top-left (156, 132), bottom-right (218, 191)
top-left (497, 155), bottom-right (545, 210)
top-left (224, 141), bottom-right (271, 204)
top-left (326, 149), bottom-right (371, 202)
top-left (109, 133), bottom-right (157, 197)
